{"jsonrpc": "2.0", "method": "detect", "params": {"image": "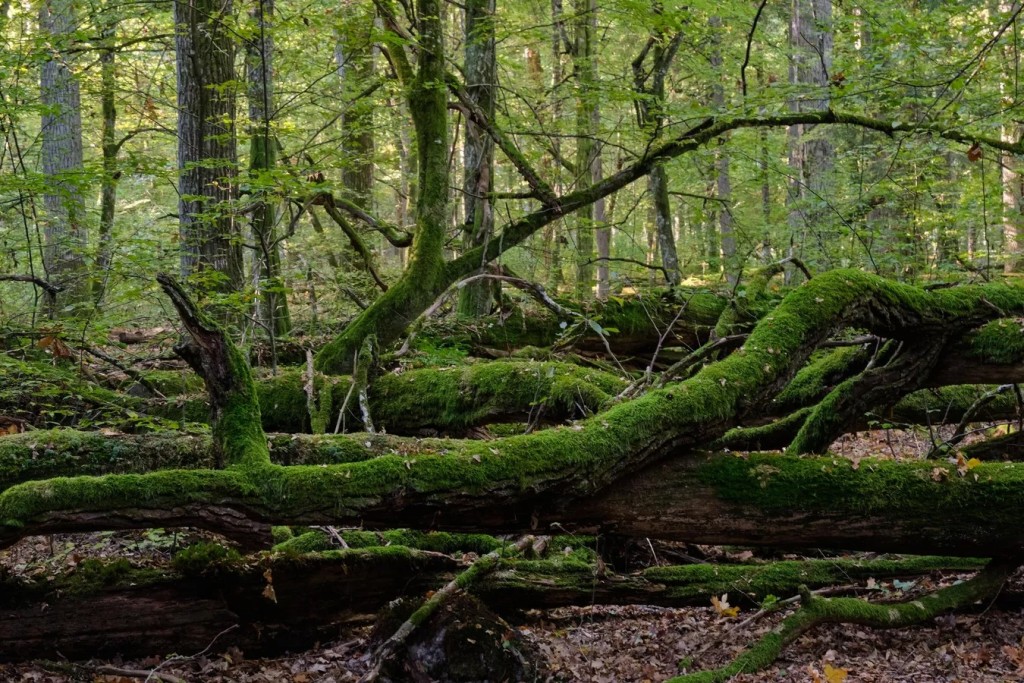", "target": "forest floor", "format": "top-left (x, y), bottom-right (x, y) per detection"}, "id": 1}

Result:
top-left (1, 427), bottom-right (1022, 682)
